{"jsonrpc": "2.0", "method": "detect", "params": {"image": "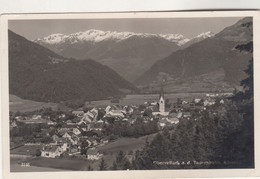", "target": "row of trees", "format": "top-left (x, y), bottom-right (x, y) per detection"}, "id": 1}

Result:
top-left (102, 117), bottom-right (159, 138)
